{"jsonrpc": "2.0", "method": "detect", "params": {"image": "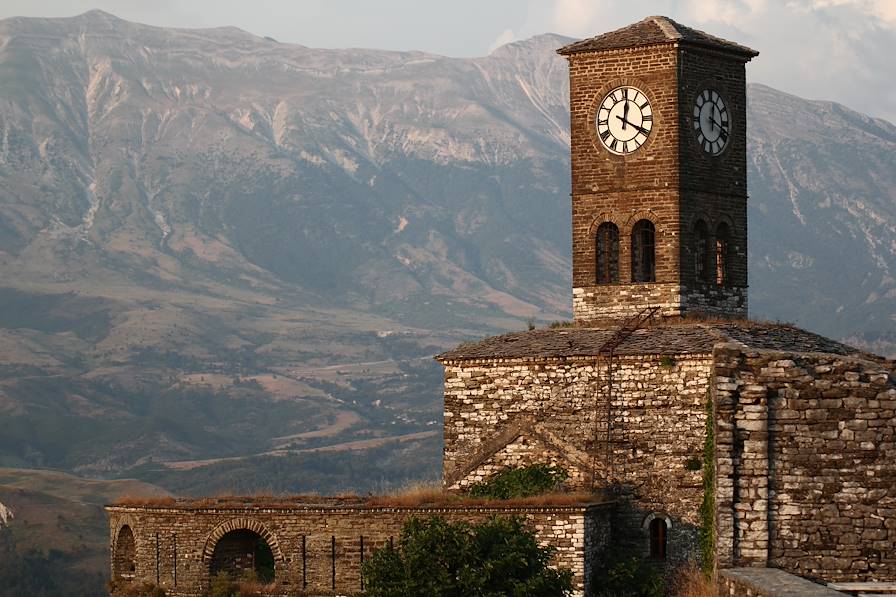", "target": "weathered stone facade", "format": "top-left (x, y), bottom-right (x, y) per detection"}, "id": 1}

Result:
top-left (440, 351), bottom-right (712, 562)
top-left (437, 324), bottom-right (896, 580)
top-left (718, 568), bottom-right (846, 597)
top-left (560, 17), bottom-right (754, 323)
top-left (713, 345), bottom-right (896, 581)
top-left (572, 282), bottom-right (747, 322)
top-left (108, 501), bottom-right (611, 596)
